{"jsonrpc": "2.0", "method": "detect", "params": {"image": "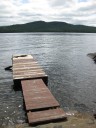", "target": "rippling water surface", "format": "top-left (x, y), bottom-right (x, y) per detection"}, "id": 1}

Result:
top-left (0, 32), bottom-right (96, 126)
